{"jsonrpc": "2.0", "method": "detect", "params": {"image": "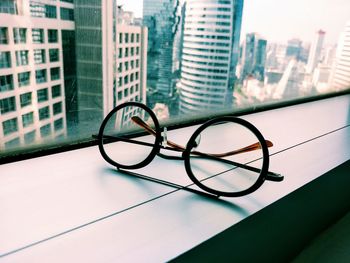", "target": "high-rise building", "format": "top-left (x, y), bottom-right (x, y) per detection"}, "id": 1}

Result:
top-left (143, 0), bottom-right (181, 99)
top-left (115, 7), bottom-right (148, 106)
top-left (306, 30), bottom-right (325, 74)
top-left (69, 1), bottom-right (148, 137)
top-left (332, 21), bottom-right (350, 90)
top-left (286, 38), bottom-right (303, 61)
top-left (178, 0), bottom-right (244, 114)
top-left (0, 0), bottom-right (74, 150)
top-left (240, 33), bottom-right (267, 82)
